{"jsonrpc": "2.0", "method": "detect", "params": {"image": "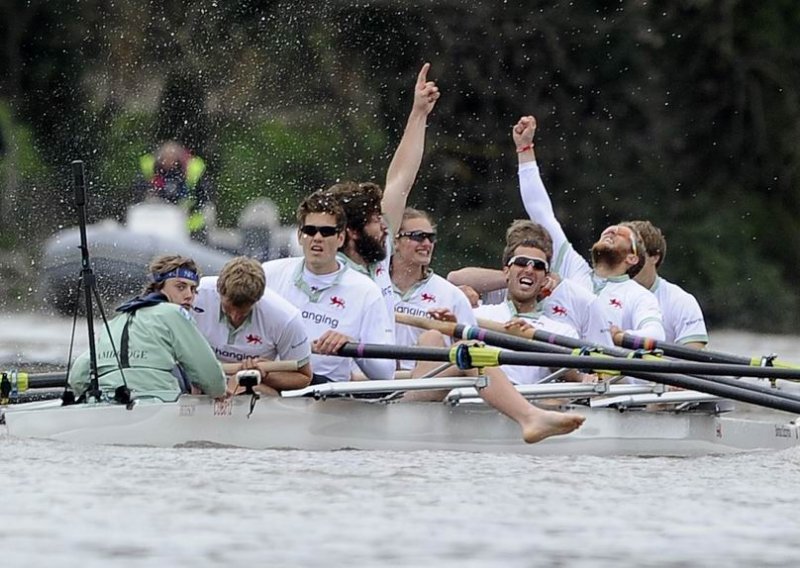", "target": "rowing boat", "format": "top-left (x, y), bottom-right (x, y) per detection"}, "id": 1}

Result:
top-left (15, 160), bottom-right (799, 457)
top-left (5, 328), bottom-right (800, 457)
top-left (4, 379), bottom-right (800, 456)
